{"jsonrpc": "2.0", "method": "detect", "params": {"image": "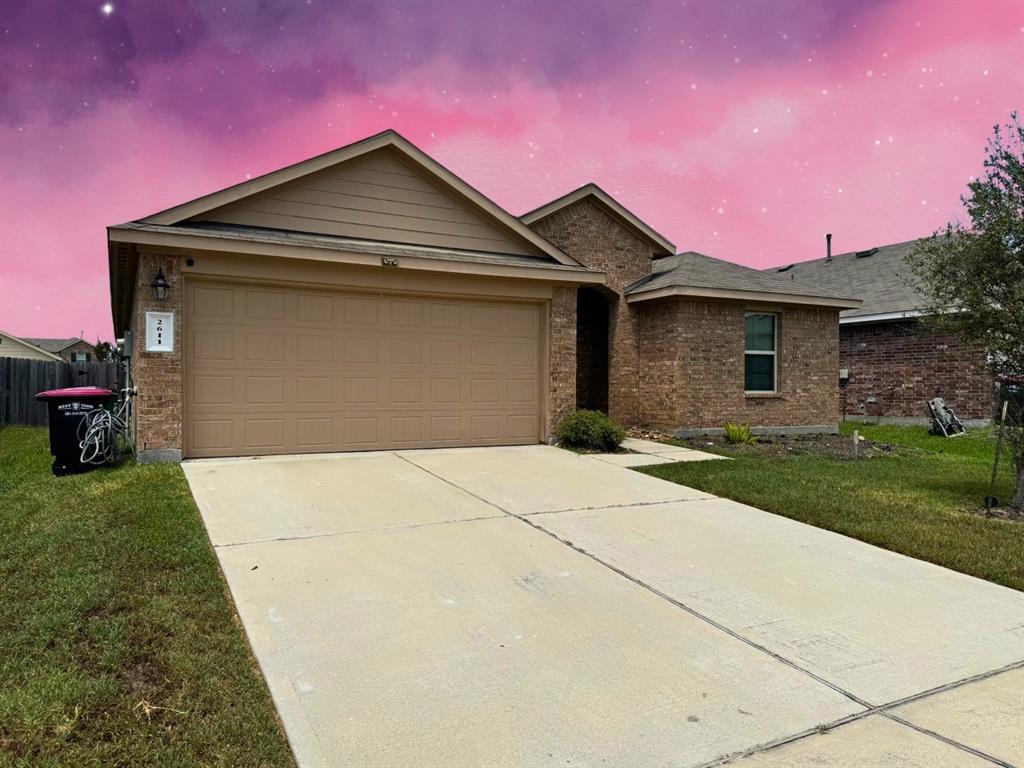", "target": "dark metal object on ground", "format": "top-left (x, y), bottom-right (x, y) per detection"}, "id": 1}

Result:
top-left (927, 397), bottom-right (966, 437)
